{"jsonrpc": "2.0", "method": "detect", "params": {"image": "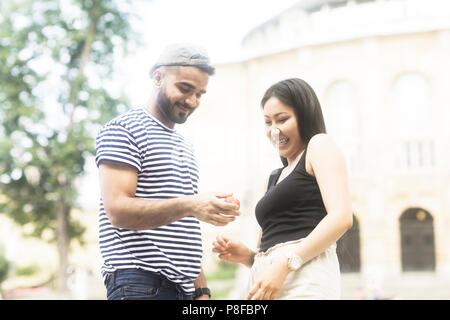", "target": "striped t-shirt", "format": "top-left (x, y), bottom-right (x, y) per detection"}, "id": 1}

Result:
top-left (95, 107), bottom-right (202, 293)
